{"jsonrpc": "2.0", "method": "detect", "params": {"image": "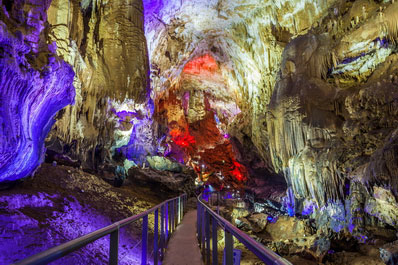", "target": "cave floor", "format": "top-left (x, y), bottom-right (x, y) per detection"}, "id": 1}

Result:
top-left (0, 163), bottom-right (167, 264)
top-left (163, 210), bottom-right (204, 265)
